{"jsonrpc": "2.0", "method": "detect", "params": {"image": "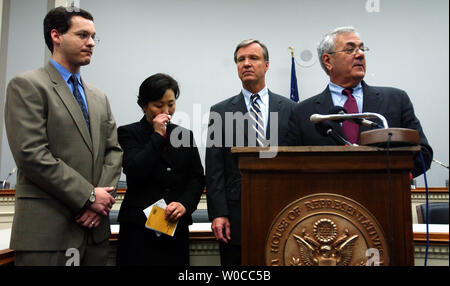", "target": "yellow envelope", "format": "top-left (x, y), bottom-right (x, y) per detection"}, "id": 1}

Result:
top-left (145, 205), bottom-right (177, 236)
